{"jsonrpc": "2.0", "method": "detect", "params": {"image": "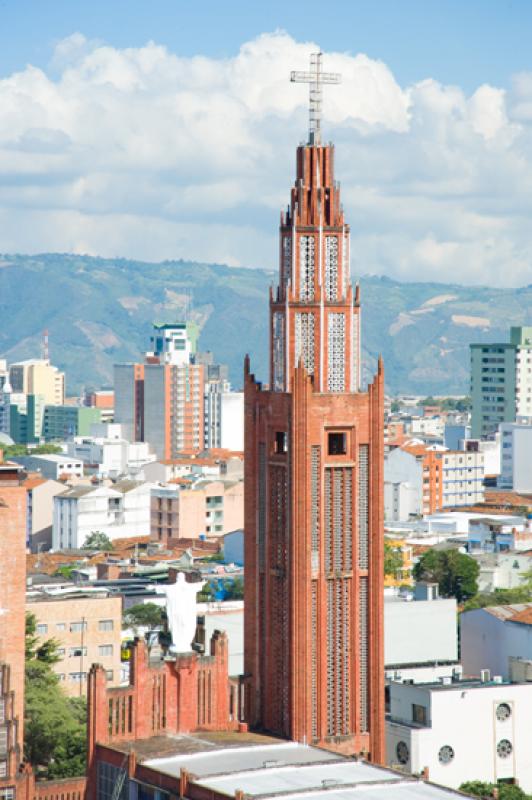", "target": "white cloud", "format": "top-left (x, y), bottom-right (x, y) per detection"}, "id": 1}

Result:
top-left (0, 31), bottom-right (531, 285)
